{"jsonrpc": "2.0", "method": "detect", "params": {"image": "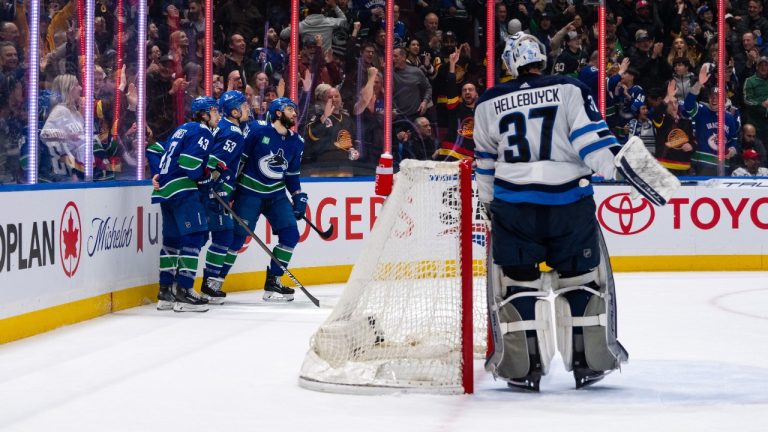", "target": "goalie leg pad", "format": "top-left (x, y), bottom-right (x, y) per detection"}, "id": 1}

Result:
top-left (485, 267), bottom-right (555, 386)
top-left (553, 261), bottom-right (628, 376)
